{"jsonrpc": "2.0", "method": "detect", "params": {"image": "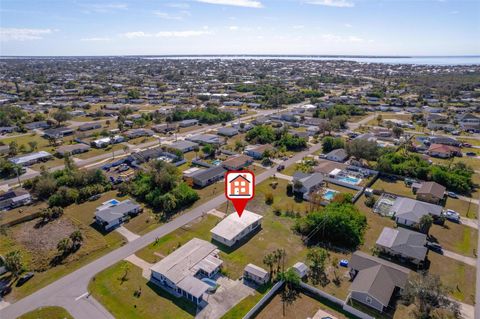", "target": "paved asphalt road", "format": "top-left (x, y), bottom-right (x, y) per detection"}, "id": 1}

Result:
top-left (0, 139), bottom-right (322, 319)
